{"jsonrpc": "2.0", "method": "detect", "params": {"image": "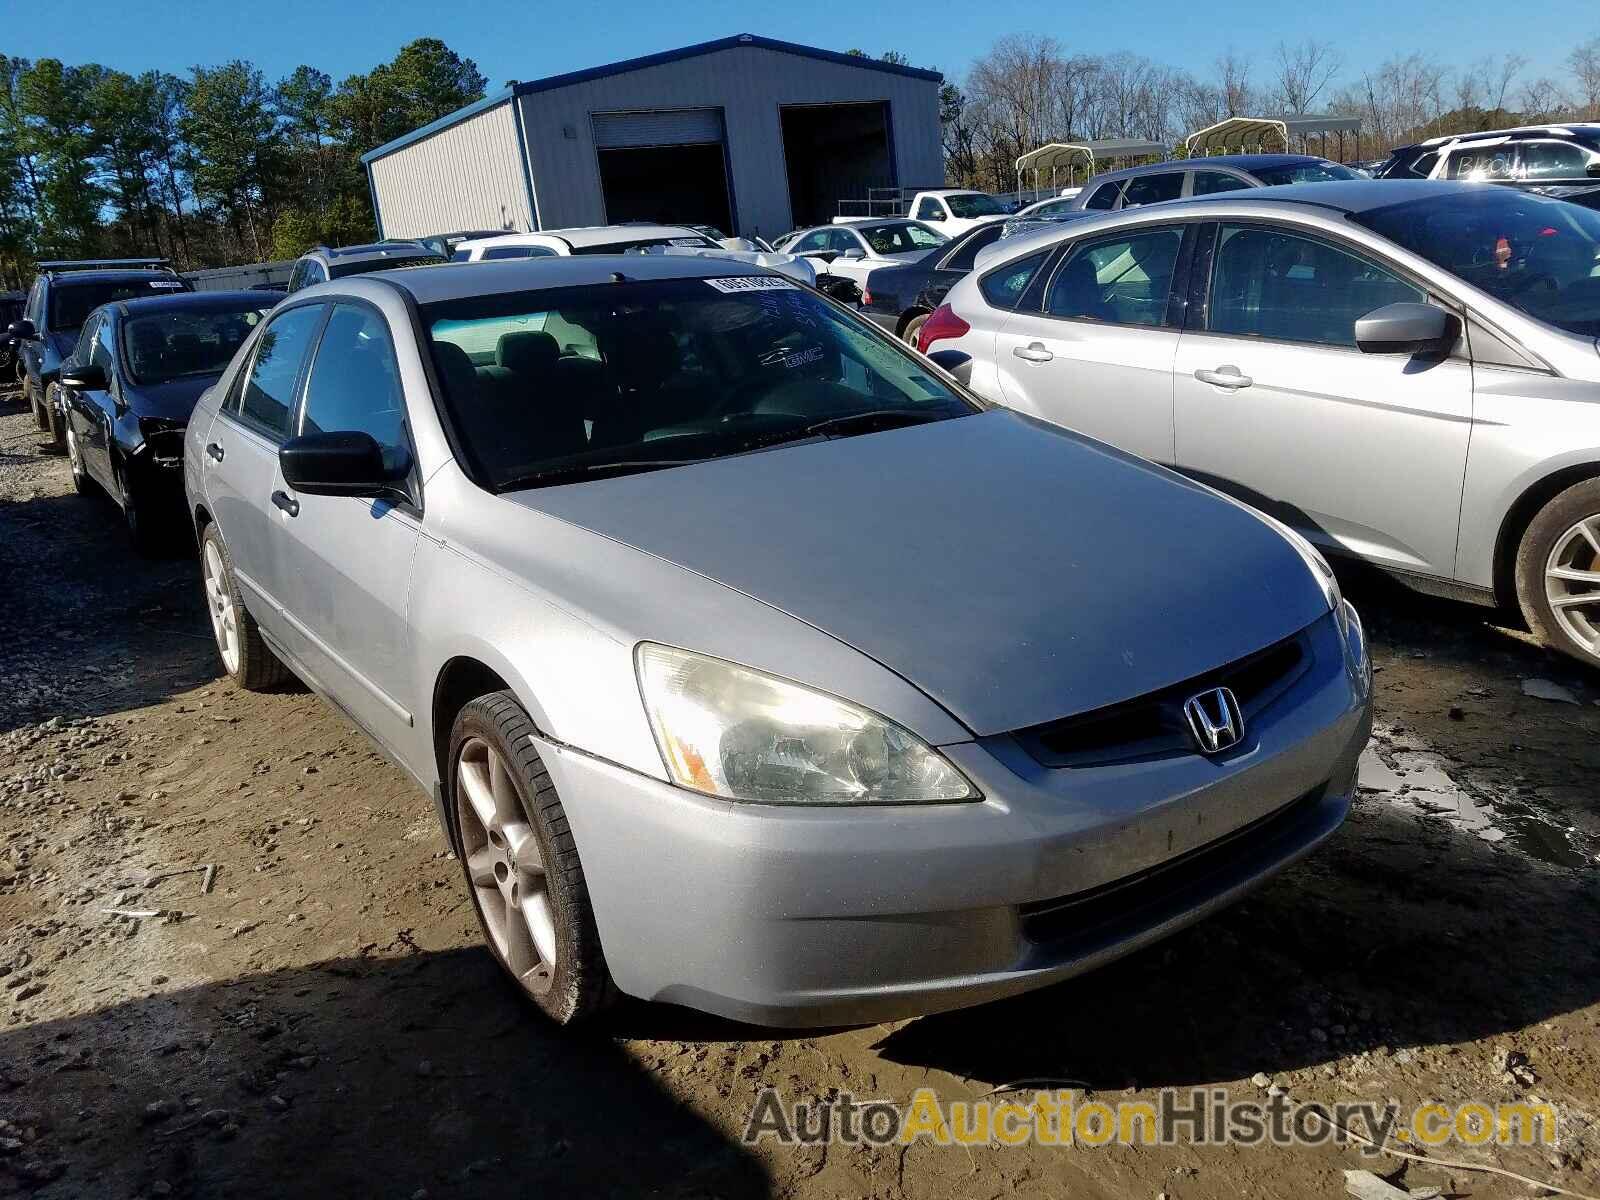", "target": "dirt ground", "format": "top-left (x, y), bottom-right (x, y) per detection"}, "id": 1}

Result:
top-left (1, 397), bottom-right (1598, 1200)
